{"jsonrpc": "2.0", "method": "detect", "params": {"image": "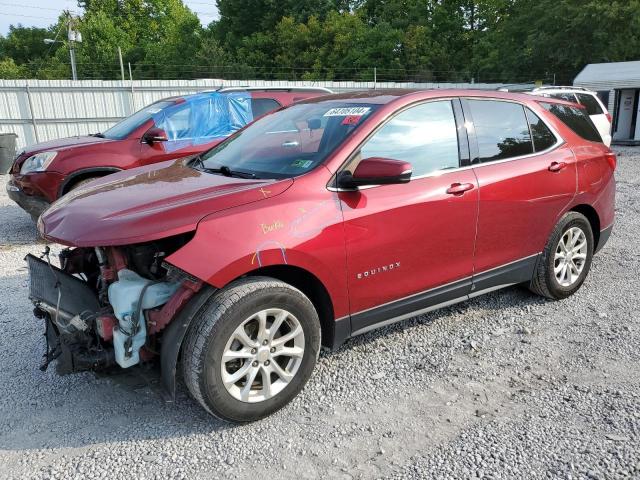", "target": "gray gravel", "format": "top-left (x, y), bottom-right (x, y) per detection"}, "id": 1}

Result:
top-left (0, 147), bottom-right (639, 480)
